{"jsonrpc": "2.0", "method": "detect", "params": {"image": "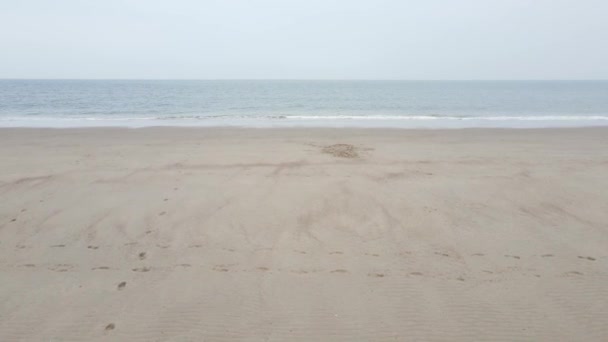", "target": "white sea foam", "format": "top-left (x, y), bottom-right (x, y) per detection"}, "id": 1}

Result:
top-left (2, 114), bottom-right (608, 128)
